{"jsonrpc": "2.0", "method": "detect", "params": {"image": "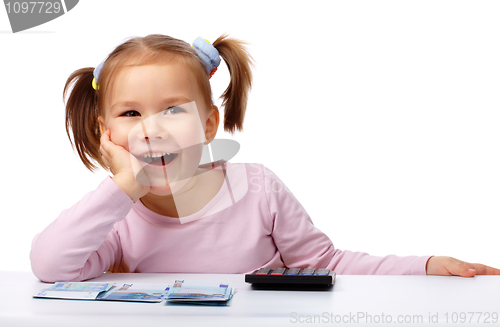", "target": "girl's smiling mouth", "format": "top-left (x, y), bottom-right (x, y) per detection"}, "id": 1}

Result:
top-left (138, 152), bottom-right (178, 169)
top-left (142, 152), bottom-right (176, 165)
